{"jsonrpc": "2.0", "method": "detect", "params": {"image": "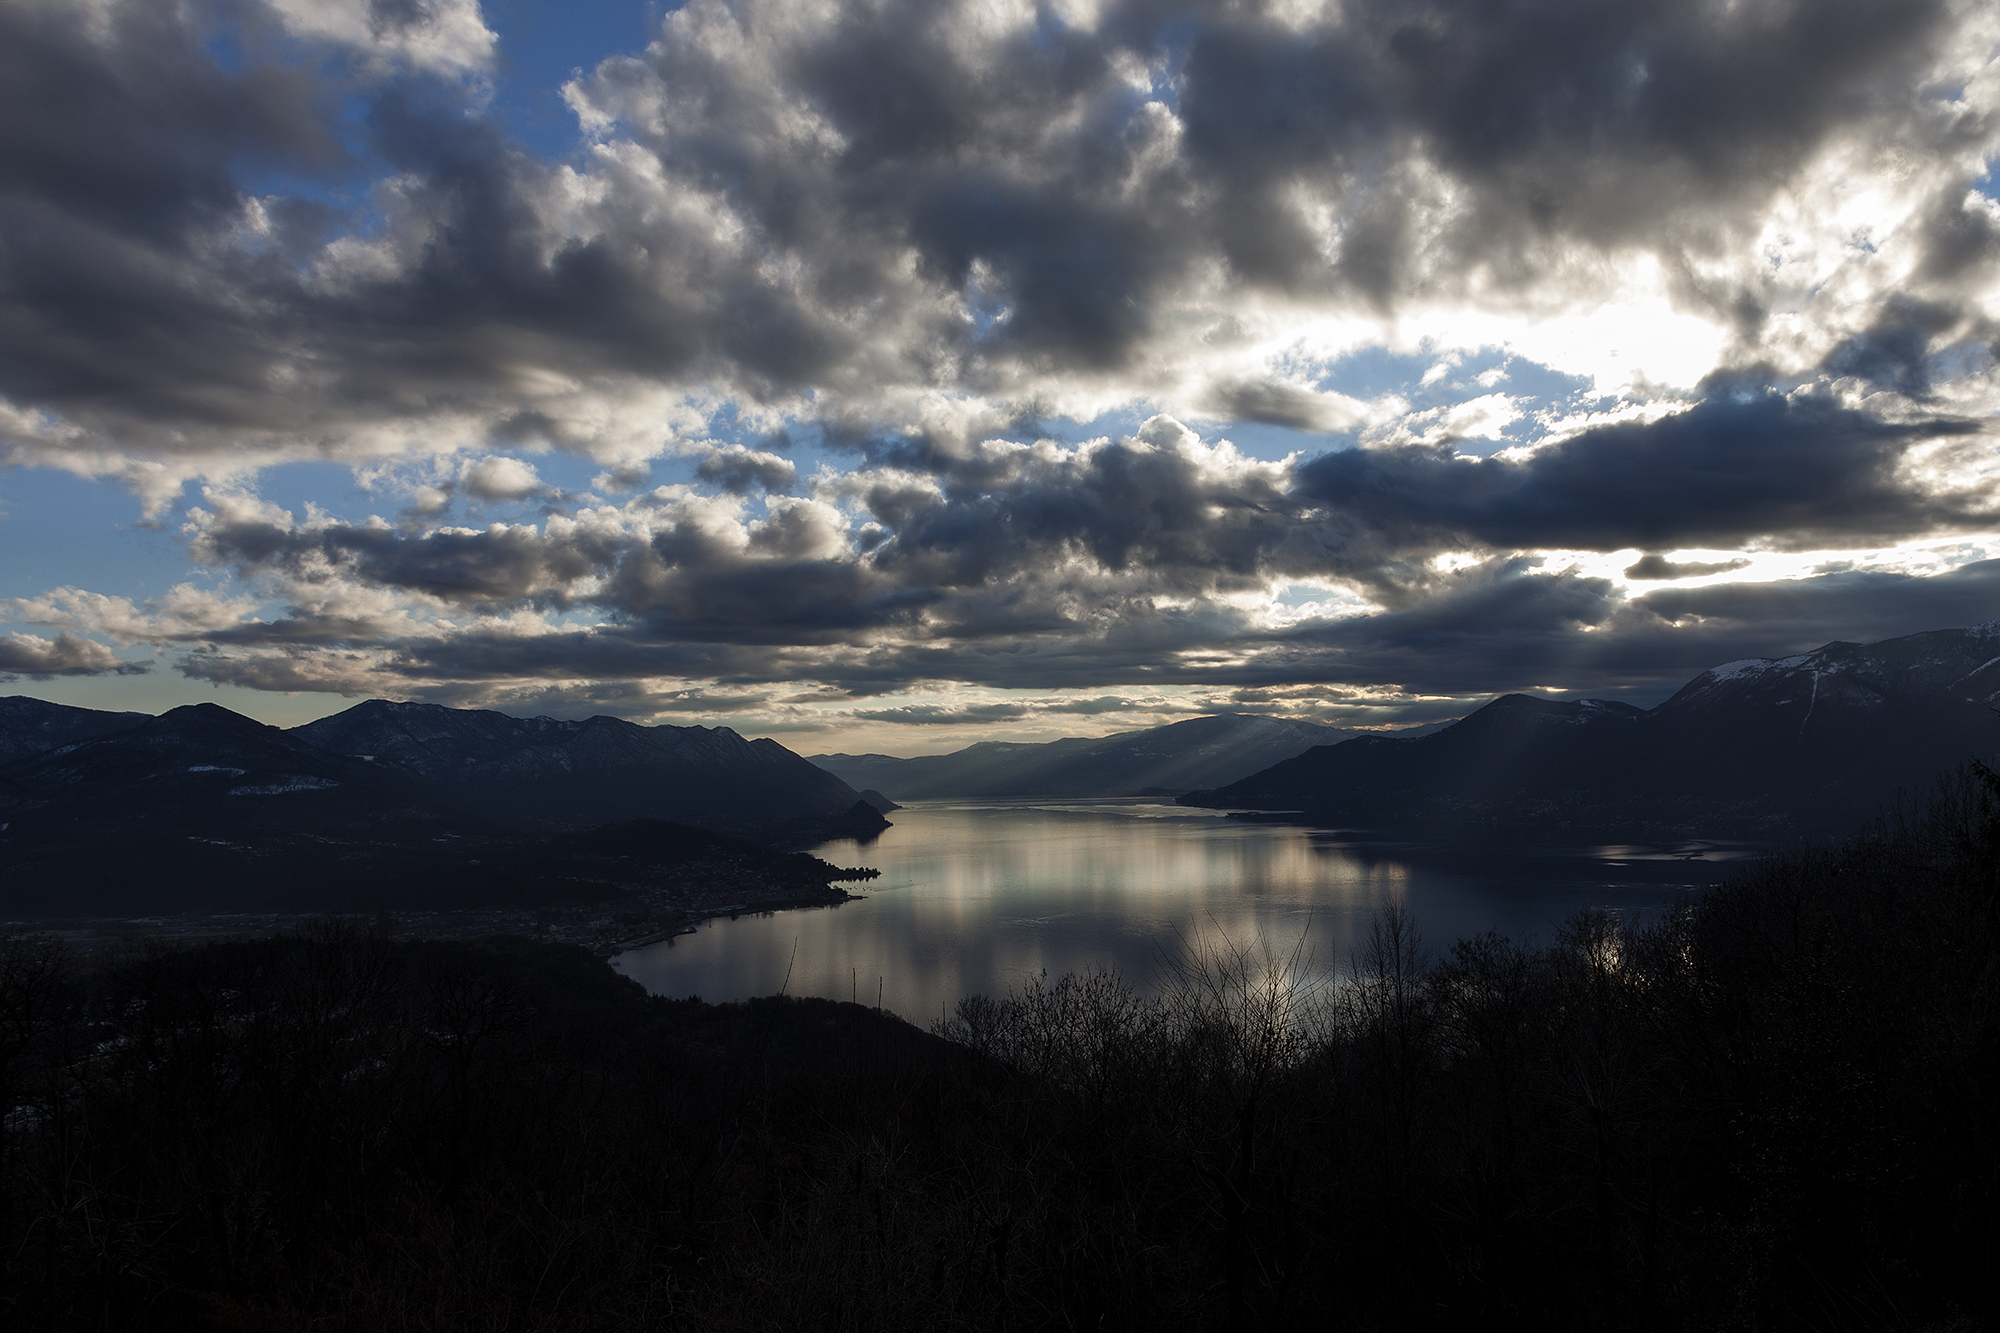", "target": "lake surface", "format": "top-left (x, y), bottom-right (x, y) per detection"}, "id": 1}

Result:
top-left (612, 798), bottom-right (1762, 1024)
